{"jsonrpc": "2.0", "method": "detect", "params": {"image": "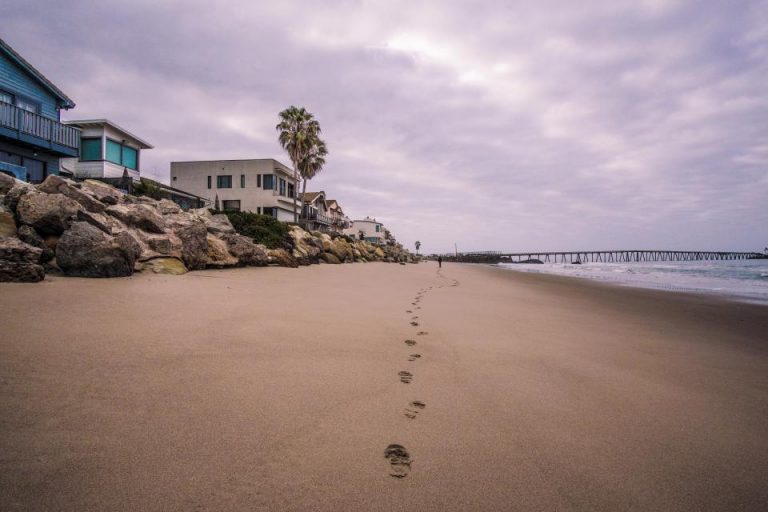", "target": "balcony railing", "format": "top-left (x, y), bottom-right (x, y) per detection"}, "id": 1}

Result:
top-left (302, 206), bottom-right (334, 225)
top-left (0, 100), bottom-right (81, 151)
